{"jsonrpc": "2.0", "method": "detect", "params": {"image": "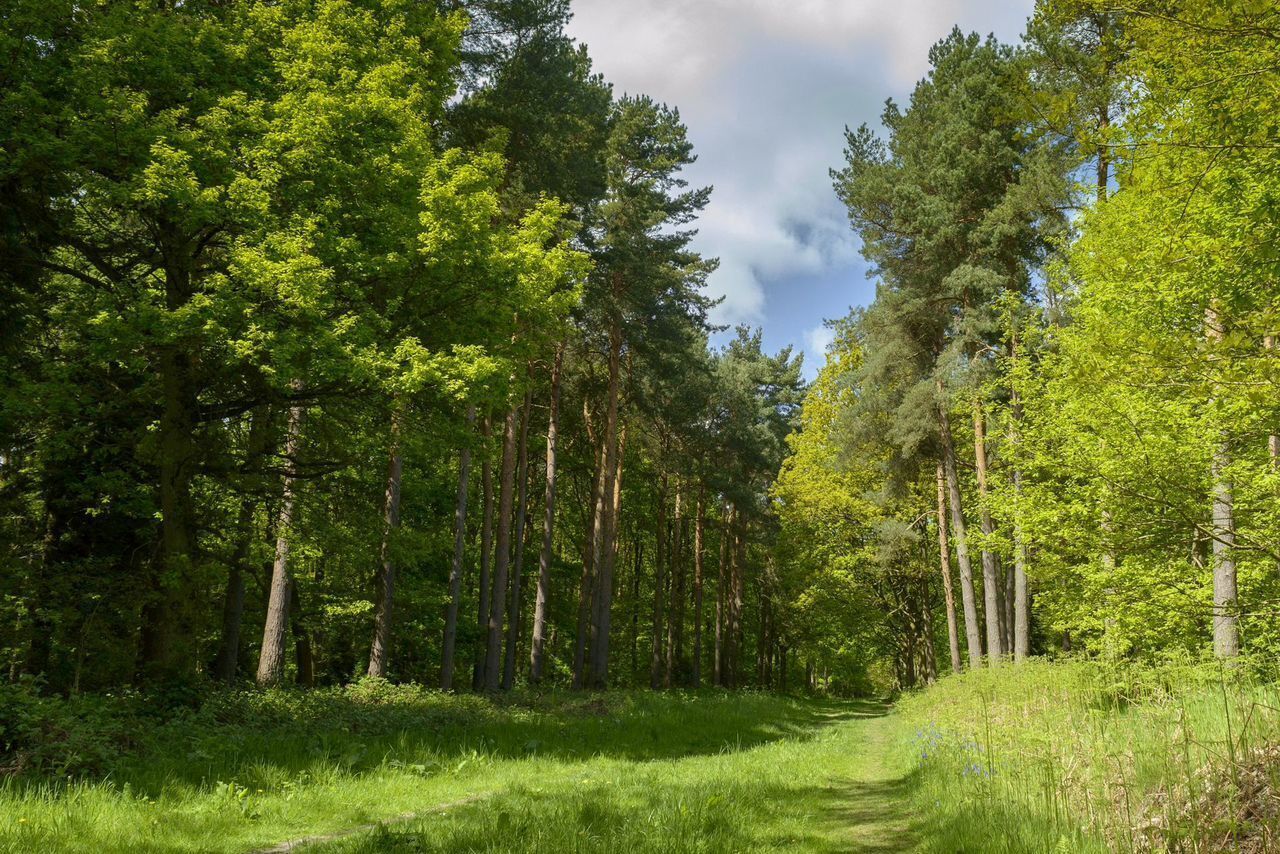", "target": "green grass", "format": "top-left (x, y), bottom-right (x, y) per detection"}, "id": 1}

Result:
top-left (0, 686), bottom-right (912, 853)
top-left (8, 659), bottom-right (1279, 853)
top-left (892, 656), bottom-right (1280, 853)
